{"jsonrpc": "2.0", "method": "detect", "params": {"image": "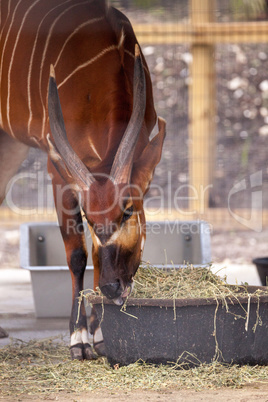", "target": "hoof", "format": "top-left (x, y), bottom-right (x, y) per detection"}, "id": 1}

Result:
top-left (94, 341), bottom-right (106, 357)
top-left (0, 327), bottom-right (8, 338)
top-left (70, 343), bottom-right (97, 361)
top-left (83, 343), bottom-right (97, 360)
